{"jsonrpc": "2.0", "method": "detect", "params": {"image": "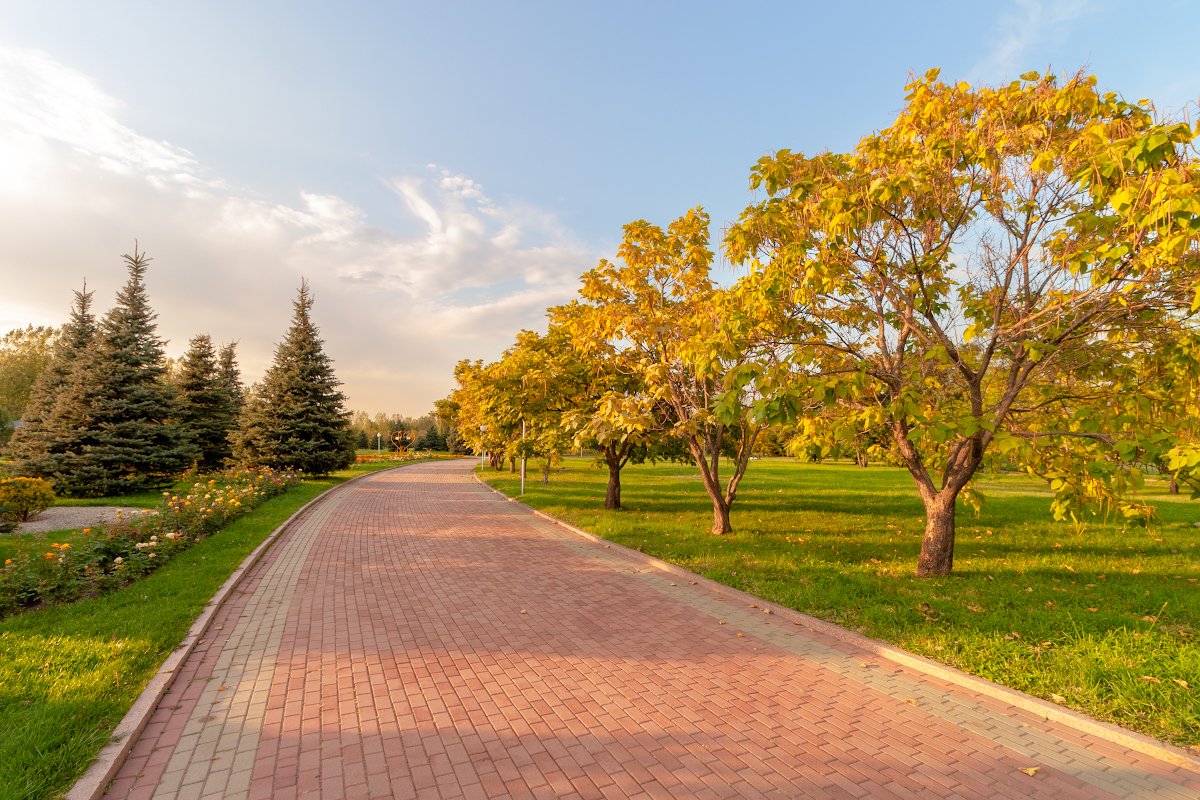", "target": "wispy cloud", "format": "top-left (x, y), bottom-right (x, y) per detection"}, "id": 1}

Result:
top-left (0, 43), bottom-right (591, 413)
top-left (970, 0), bottom-right (1092, 83)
